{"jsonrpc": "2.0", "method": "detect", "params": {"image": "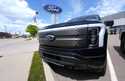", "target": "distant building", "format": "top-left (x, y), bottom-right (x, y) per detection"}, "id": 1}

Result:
top-left (0, 32), bottom-right (12, 38)
top-left (102, 11), bottom-right (125, 34)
